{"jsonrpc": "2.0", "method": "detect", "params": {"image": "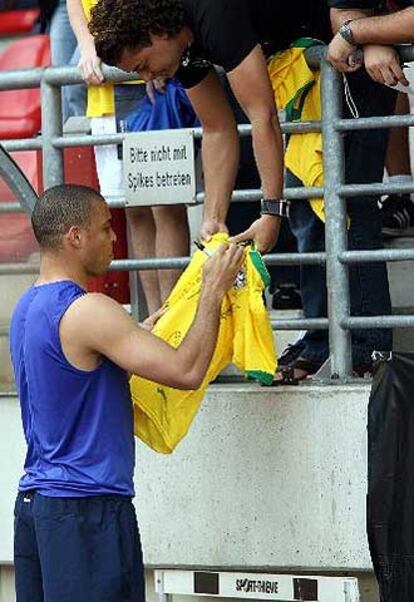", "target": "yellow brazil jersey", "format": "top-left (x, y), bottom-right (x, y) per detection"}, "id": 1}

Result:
top-left (129, 233), bottom-right (277, 454)
top-left (267, 39), bottom-right (326, 223)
